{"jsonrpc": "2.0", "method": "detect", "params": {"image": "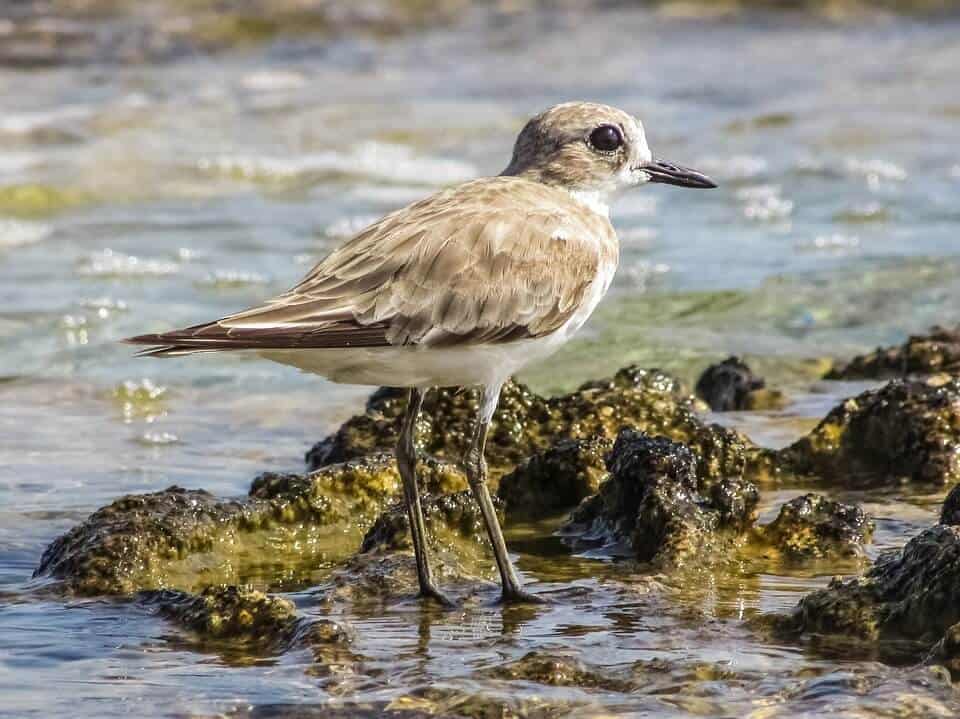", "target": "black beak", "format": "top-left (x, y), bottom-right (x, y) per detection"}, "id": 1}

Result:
top-left (640, 158), bottom-right (717, 189)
